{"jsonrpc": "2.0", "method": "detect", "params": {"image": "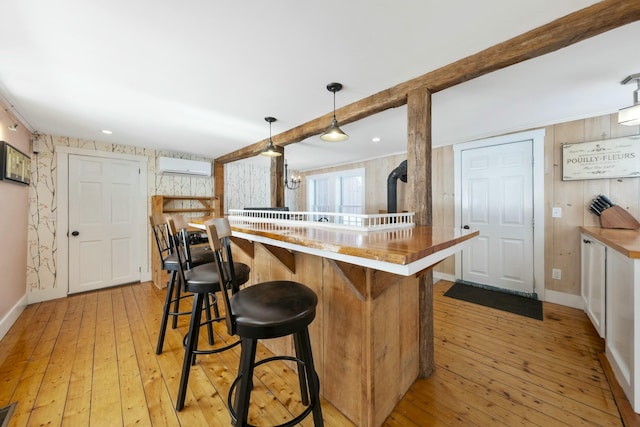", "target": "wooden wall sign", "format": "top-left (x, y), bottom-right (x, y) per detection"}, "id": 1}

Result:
top-left (562, 135), bottom-right (640, 181)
